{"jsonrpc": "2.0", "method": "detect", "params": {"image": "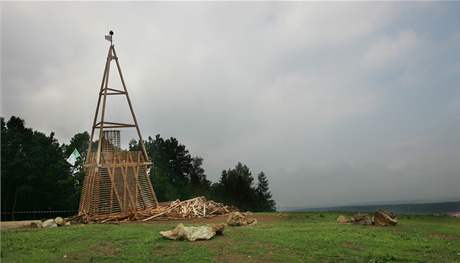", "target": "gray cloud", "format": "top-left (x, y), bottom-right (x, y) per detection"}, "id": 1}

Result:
top-left (2, 2), bottom-right (459, 208)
